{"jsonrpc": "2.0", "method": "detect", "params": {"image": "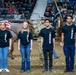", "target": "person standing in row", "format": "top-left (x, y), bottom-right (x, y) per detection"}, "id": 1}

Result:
top-left (61, 15), bottom-right (76, 72)
top-left (0, 22), bottom-right (12, 72)
top-left (18, 21), bottom-right (33, 73)
top-left (39, 19), bottom-right (55, 72)
top-left (34, 17), bottom-right (45, 60)
top-left (35, 17), bottom-right (59, 61)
